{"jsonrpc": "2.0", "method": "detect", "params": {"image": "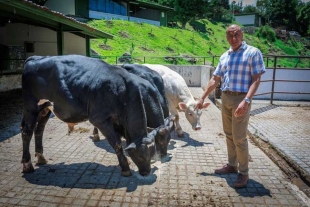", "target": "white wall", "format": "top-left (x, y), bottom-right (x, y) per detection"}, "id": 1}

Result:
top-left (256, 68), bottom-right (310, 101)
top-left (0, 23), bottom-right (86, 58)
top-left (235, 14), bottom-right (255, 26)
top-left (1, 64), bottom-right (309, 101)
top-left (64, 33), bottom-right (86, 55)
